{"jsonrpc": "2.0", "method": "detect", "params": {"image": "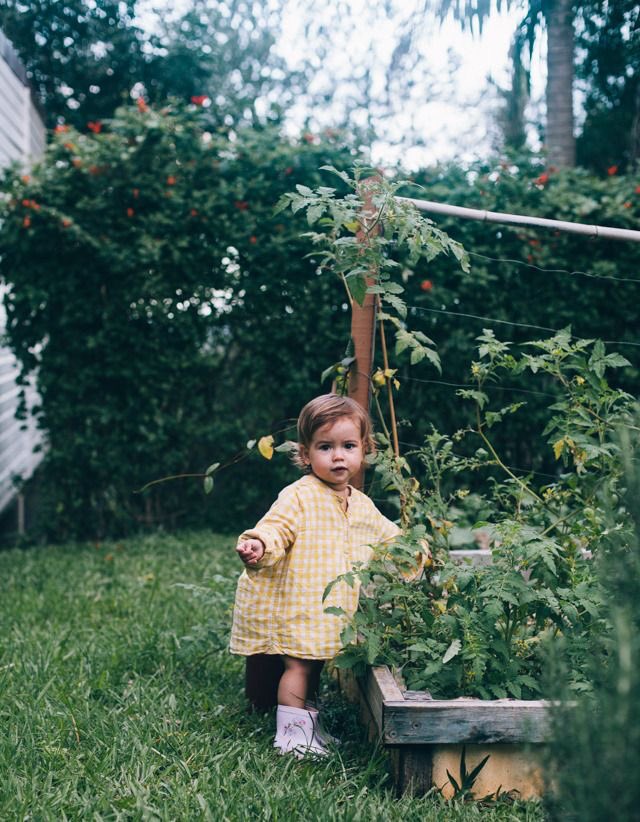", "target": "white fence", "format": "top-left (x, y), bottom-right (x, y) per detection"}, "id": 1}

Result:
top-left (0, 28), bottom-right (45, 518)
